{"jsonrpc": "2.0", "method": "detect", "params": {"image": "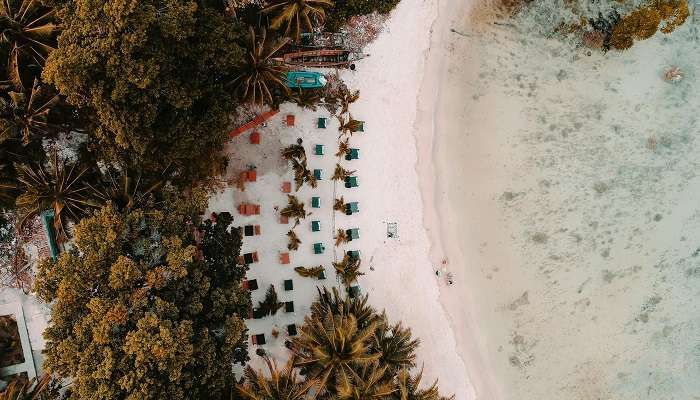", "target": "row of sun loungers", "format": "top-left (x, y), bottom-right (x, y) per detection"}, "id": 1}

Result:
top-left (239, 112), bottom-right (366, 350)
